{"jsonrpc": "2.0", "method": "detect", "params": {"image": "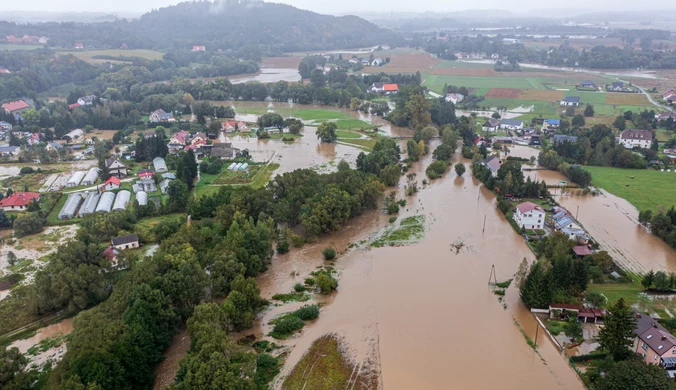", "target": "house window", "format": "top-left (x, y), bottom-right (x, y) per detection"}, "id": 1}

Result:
top-left (642, 342), bottom-right (648, 351)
